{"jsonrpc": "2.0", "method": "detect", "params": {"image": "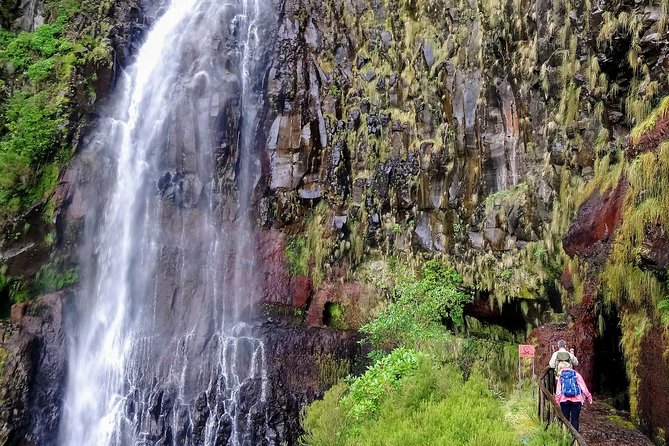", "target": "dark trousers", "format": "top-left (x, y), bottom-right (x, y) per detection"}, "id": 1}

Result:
top-left (560, 401), bottom-right (582, 431)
